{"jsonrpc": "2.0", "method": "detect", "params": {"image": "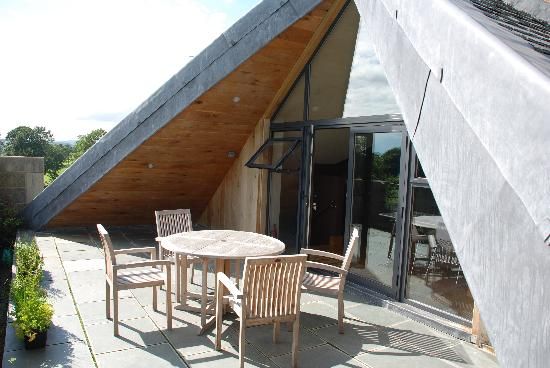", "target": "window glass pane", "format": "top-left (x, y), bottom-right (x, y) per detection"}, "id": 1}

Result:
top-left (272, 74), bottom-right (305, 123)
top-left (308, 128), bottom-right (350, 256)
top-left (308, 1), bottom-right (400, 120)
top-left (343, 19), bottom-right (399, 117)
top-left (349, 132), bottom-right (402, 288)
top-left (268, 131), bottom-right (303, 251)
top-left (309, 3), bottom-right (359, 120)
top-left (247, 139), bottom-right (300, 170)
top-left (406, 186), bottom-right (474, 320)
